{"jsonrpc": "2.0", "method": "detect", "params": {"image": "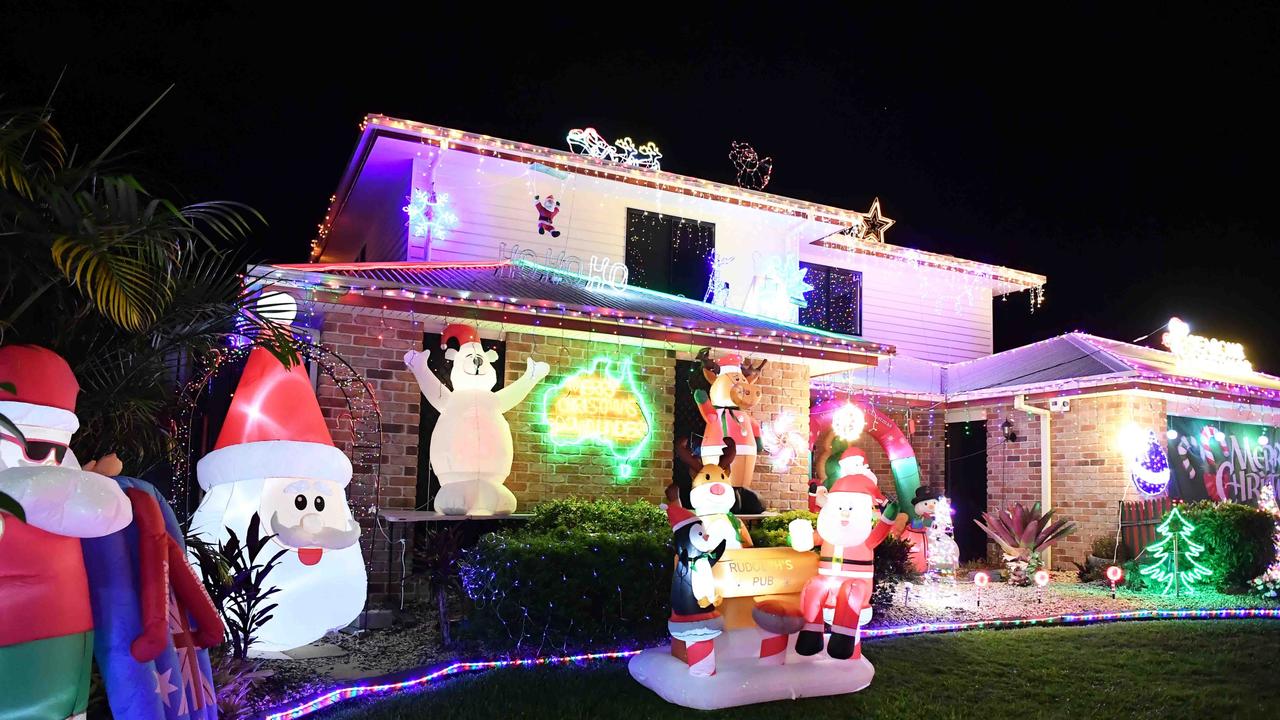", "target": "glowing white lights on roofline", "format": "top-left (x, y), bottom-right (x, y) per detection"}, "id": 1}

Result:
top-left (1161, 317), bottom-right (1252, 375)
